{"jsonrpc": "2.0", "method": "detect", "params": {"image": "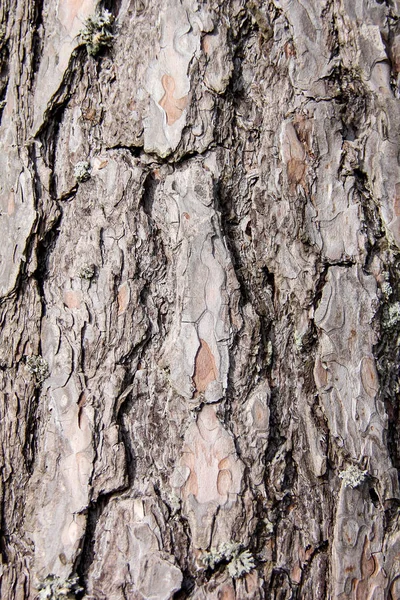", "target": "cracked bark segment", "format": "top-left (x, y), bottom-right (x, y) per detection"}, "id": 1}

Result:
top-left (314, 266), bottom-right (399, 596)
top-left (383, 529), bottom-right (400, 600)
top-left (336, 0), bottom-right (390, 94)
top-left (363, 102), bottom-right (400, 248)
top-left (99, 1), bottom-right (158, 149)
top-left (192, 571), bottom-right (264, 600)
top-left (143, 0), bottom-right (212, 156)
top-left (332, 483), bottom-right (387, 599)
top-left (0, 279), bottom-right (42, 598)
top-left (171, 404), bottom-right (244, 549)
top-left (25, 320), bottom-right (94, 582)
top-left (26, 377), bottom-right (93, 583)
top-left (202, 23), bottom-right (233, 94)
top-left (31, 0), bottom-right (97, 134)
top-left (24, 151), bottom-right (150, 588)
top-left (333, 1), bottom-right (400, 250)
top-left (86, 497), bottom-right (182, 600)
top-left (53, 100), bottom-right (91, 199)
top-left (277, 0), bottom-right (332, 96)
top-left (0, 4), bottom-right (45, 302)
top-left (314, 266), bottom-right (397, 488)
top-left (293, 102), bottom-right (367, 263)
top-left (155, 162), bottom-right (239, 403)
top-left (0, 10), bottom-right (38, 298)
top-left (0, 151), bottom-right (36, 297)
top-left (234, 382), bottom-right (270, 487)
